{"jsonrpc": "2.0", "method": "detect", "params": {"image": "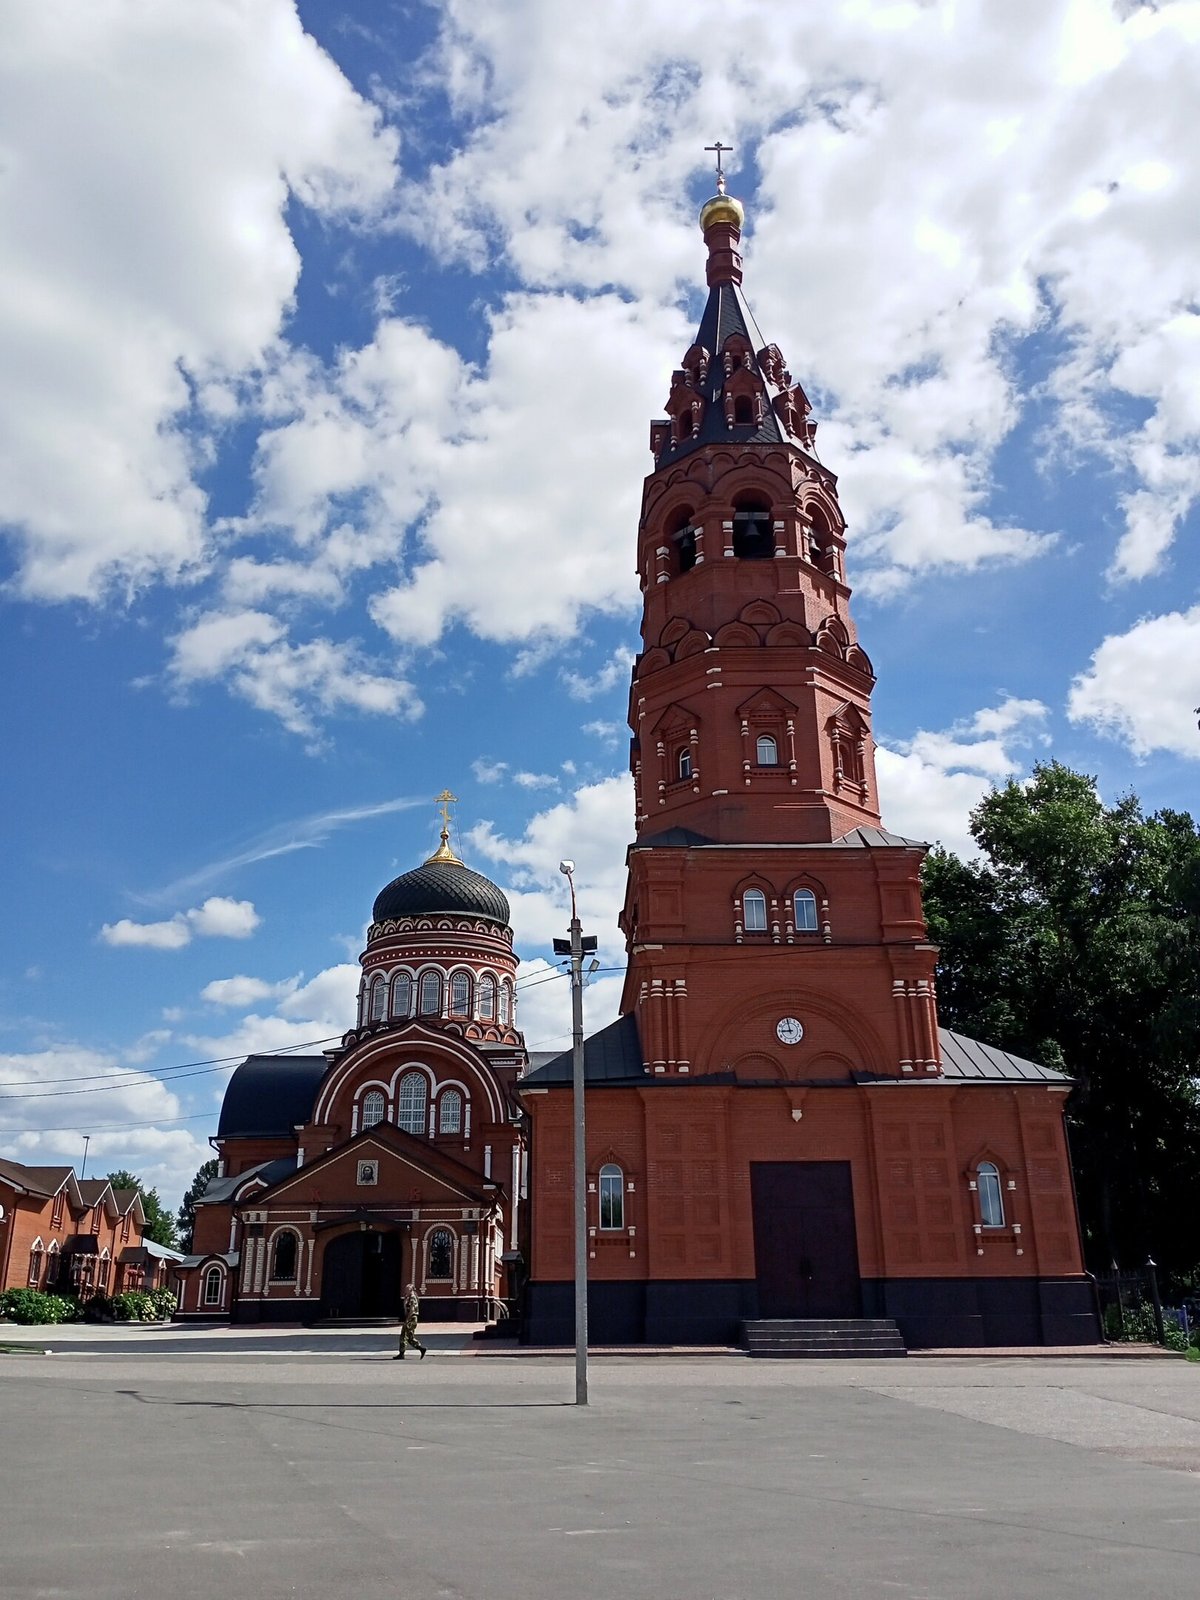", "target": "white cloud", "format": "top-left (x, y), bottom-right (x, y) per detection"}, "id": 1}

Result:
top-left (512, 771), bottom-right (559, 790)
top-left (101, 896), bottom-right (261, 950)
top-left (168, 609), bottom-right (422, 738)
top-left (181, 962), bottom-right (359, 1062)
top-left (561, 648), bottom-right (634, 703)
top-left (466, 775), bottom-right (634, 960)
top-left (0, 1), bottom-right (398, 602)
top-left (0, 1045), bottom-right (210, 1208)
top-left (876, 696), bottom-right (1050, 857)
top-left (201, 974), bottom-right (298, 1009)
top-left (1067, 605), bottom-right (1200, 759)
top-left (473, 759), bottom-right (509, 784)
